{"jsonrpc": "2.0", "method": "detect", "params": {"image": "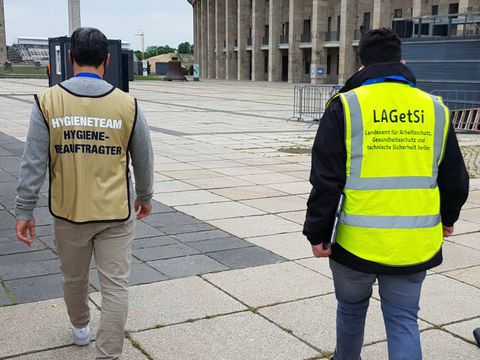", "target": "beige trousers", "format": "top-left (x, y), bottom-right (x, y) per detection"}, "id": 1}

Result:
top-left (54, 214), bottom-right (135, 360)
